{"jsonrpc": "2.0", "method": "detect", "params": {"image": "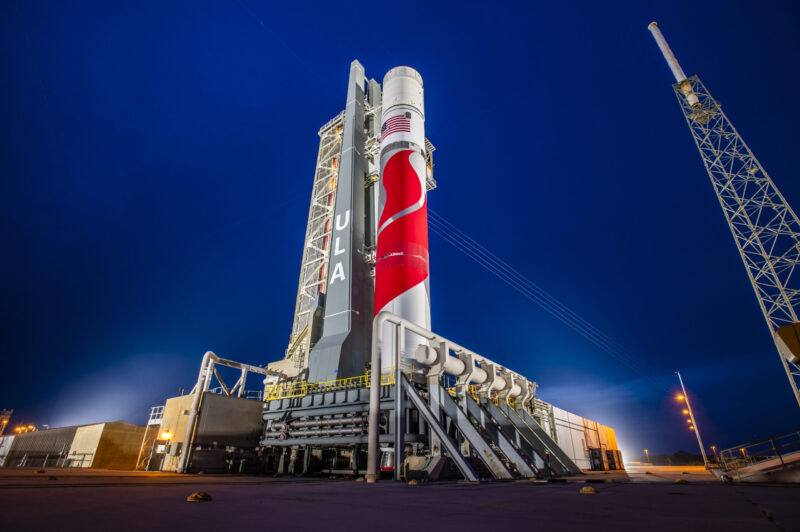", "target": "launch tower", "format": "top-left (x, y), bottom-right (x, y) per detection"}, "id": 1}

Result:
top-left (254, 62), bottom-right (621, 480)
top-left (142, 61), bottom-right (623, 480)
